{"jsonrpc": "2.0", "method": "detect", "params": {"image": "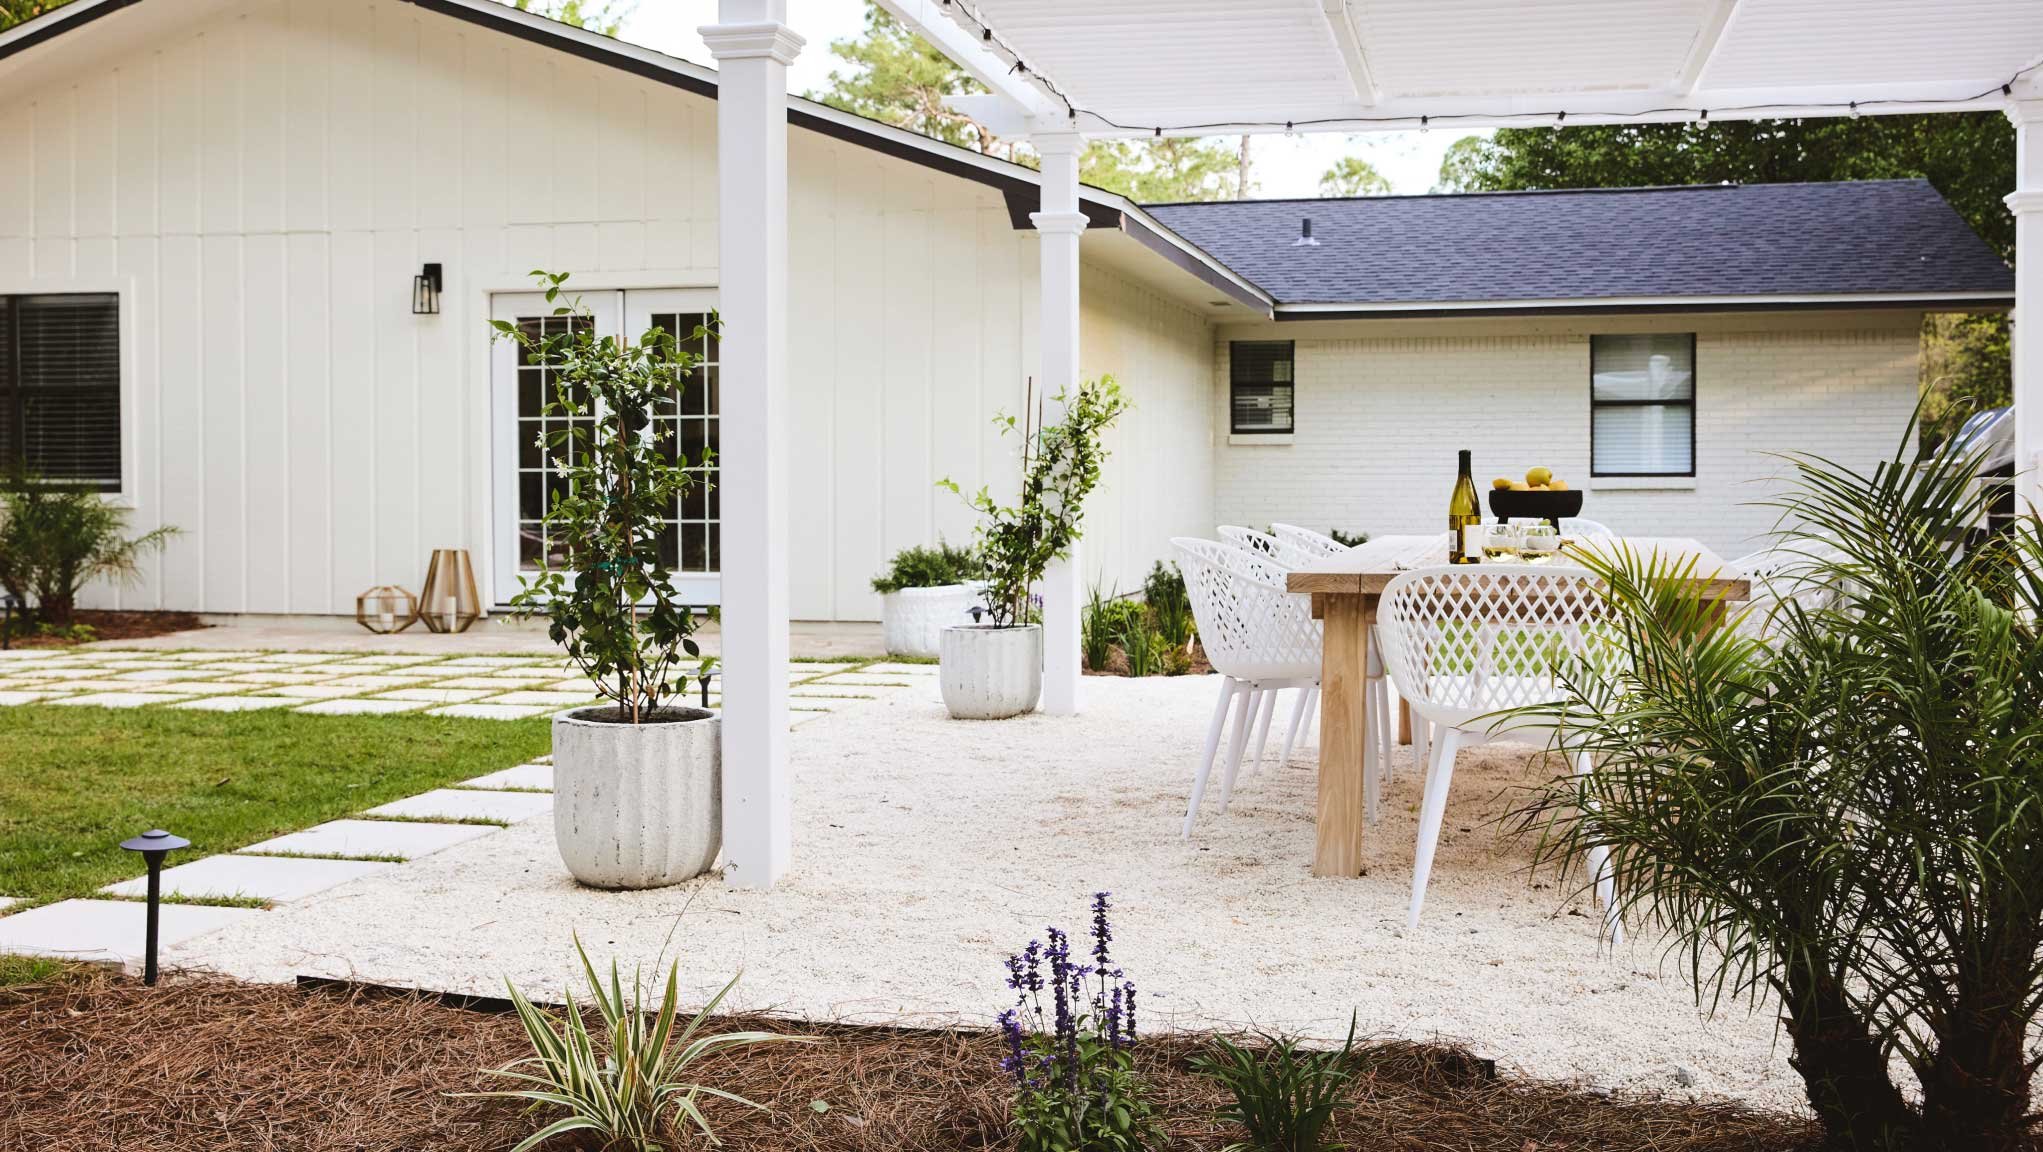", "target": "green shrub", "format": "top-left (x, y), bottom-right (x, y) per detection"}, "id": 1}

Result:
top-left (1520, 416), bottom-right (2043, 1150)
top-left (475, 937), bottom-right (800, 1152)
top-left (1190, 1016), bottom-right (1361, 1152)
top-left (0, 478), bottom-right (176, 627)
top-left (870, 541), bottom-right (984, 594)
top-left (1082, 583), bottom-right (1143, 672)
top-left (1328, 528), bottom-right (1368, 548)
top-left (1118, 609), bottom-right (1165, 678)
top-left (1142, 561), bottom-right (1195, 649)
